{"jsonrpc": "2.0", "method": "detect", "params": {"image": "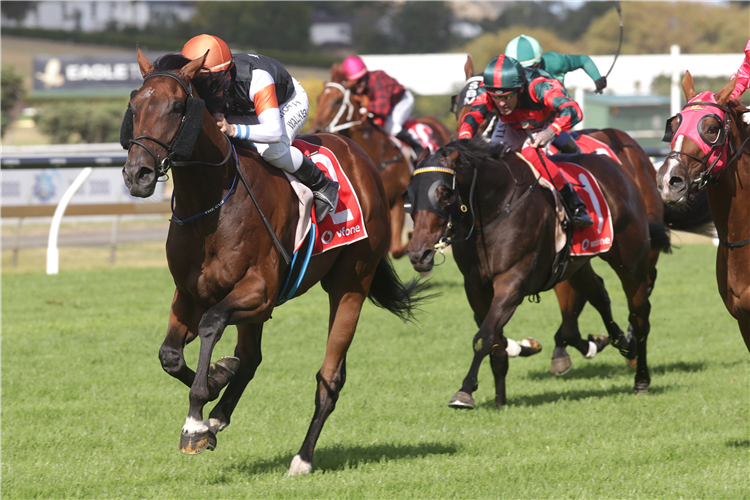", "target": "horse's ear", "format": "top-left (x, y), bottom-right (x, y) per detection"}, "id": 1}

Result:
top-left (682, 71), bottom-right (697, 102)
top-left (331, 63), bottom-right (345, 83)
top-left (137, 45), bottom-right (155, 78)
top-left (439, 151), bottom-right (459, 169)
top-left (464, 55), bottom-right (474, 80)
top-left (179, 50), bottom-right (208, 84)
top-left (716, 76), bottom-right (736, 106)
top-left (416, 149), bottom-right (430, 164)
